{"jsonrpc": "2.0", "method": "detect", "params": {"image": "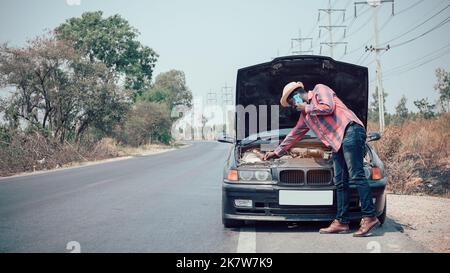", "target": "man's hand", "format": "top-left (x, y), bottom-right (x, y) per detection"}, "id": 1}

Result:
top-left (264, 151), bottom-right (278, 161)
top-left (296, 102), bottom-right (307, 112)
